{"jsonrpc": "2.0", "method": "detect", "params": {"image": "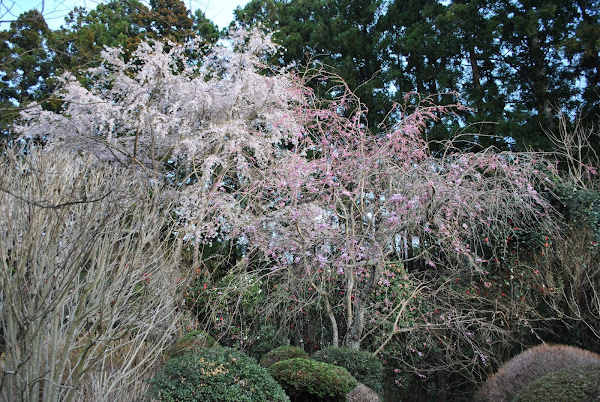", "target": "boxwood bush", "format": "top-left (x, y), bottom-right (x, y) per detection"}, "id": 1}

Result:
top-left (149, 347), bottom-right (289, 401)
top-left (513, 367), bottom-right (600, 402)
top-left (268, 357), bottom-right (357, 402)
top-left (248, 323), bottom-right (288, 360)
top-left (313, 346), bottom-right (384, 396)
top-left (167, 330), bottom-right (219, 357)
top-left (476, 343), bottom-right (600, 401)
top-left (260, 345), bottom-right (308, 368)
